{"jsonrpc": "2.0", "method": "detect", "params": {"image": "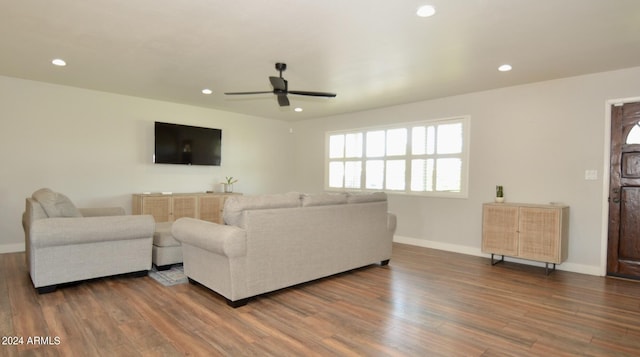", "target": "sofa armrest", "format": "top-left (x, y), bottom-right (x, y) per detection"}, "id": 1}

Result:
top-left (79, 206), bottom-right (126, 217)
top-left (388, 212), bottom-right (397, 234)
top-left (172, 217), bottom-right (247, 258)
top-left (30, 215), bottom-right (155, 248)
